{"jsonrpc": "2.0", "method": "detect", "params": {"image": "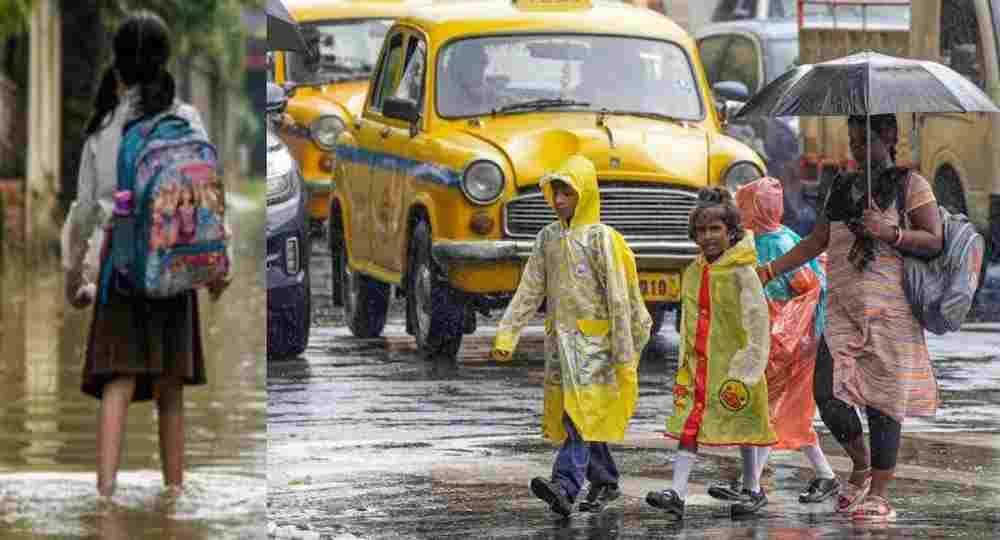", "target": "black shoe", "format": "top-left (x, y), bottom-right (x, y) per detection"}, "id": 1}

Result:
top-left (707, 479), bottom-right (747, 502)
top-left (645, 488), bottom-right (685, 519)
top-left (799, 477), bottom-right (841, 503)
top-left (731, 488), bottom-right (768, 517)
top-left (531, 477), bottom-right (573, 517)
top-left (578, 483), bottom-right (621, 512)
